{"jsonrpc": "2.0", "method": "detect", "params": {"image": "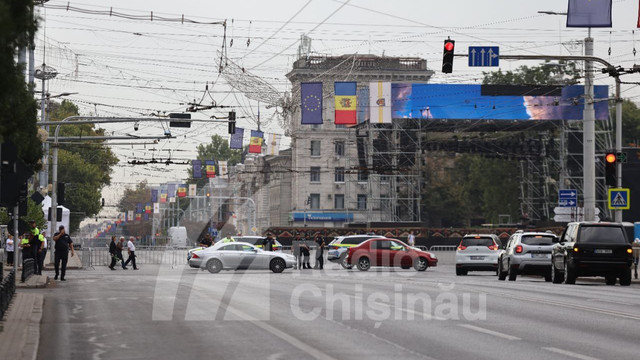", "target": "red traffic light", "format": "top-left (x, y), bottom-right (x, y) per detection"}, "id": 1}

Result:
top-left (605, 153), bottom-right (616, 164)
top-left (444, 41), bottom-right (454, 51)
